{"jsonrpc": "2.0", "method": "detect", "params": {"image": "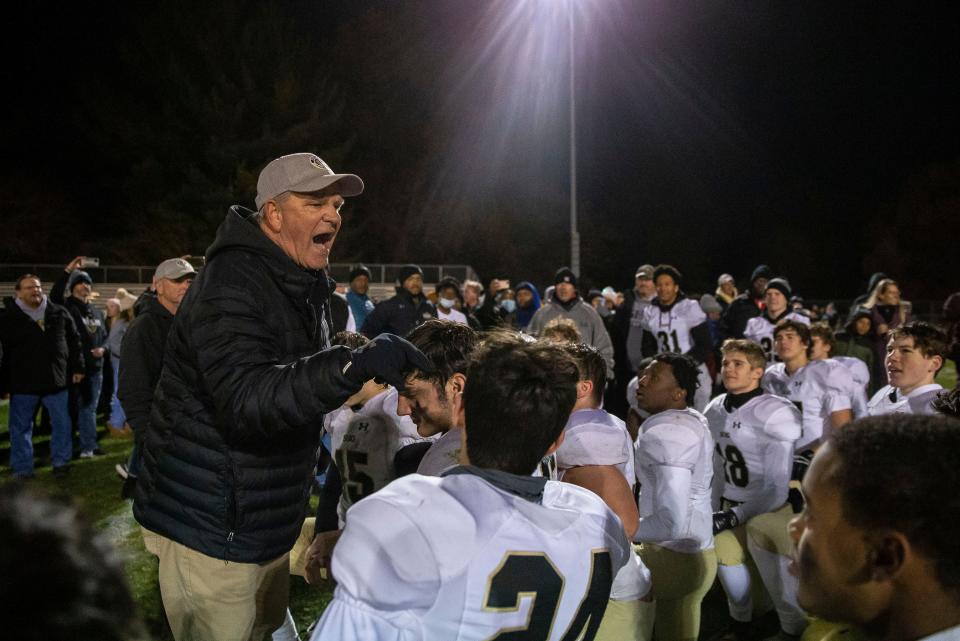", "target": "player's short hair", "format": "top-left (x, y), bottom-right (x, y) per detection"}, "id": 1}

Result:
top-left (828, 415), bottom-right (960, 597)
top-left (540, 317), bottom-right (582, 344)
top-left (653, 264), bottom-right (683, 285)
top-left (406, 320), bottom-right (479, 395)
top-left (562, 343), bottom-right (606, 406)
top-left (464, 338), bottom-right (578, 475)
top-left (331, 331), bottom-right (369, 350)
top-left (773, 318), bottom-right (811, 346)
top-left (888, 321), bottom-right (948, 361)
top-left (809, 322), bottom-right (836, 356)
top-left (652, 352), bottom-right (700, 407)
top-left (721, 339), bottom-right (767, 370)
top-left (14, 273), bottom-right (40, 289)
top-left (933, 386), bottom-right (960, 419)
top-left (0, 484), bottom-right (145, 640)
